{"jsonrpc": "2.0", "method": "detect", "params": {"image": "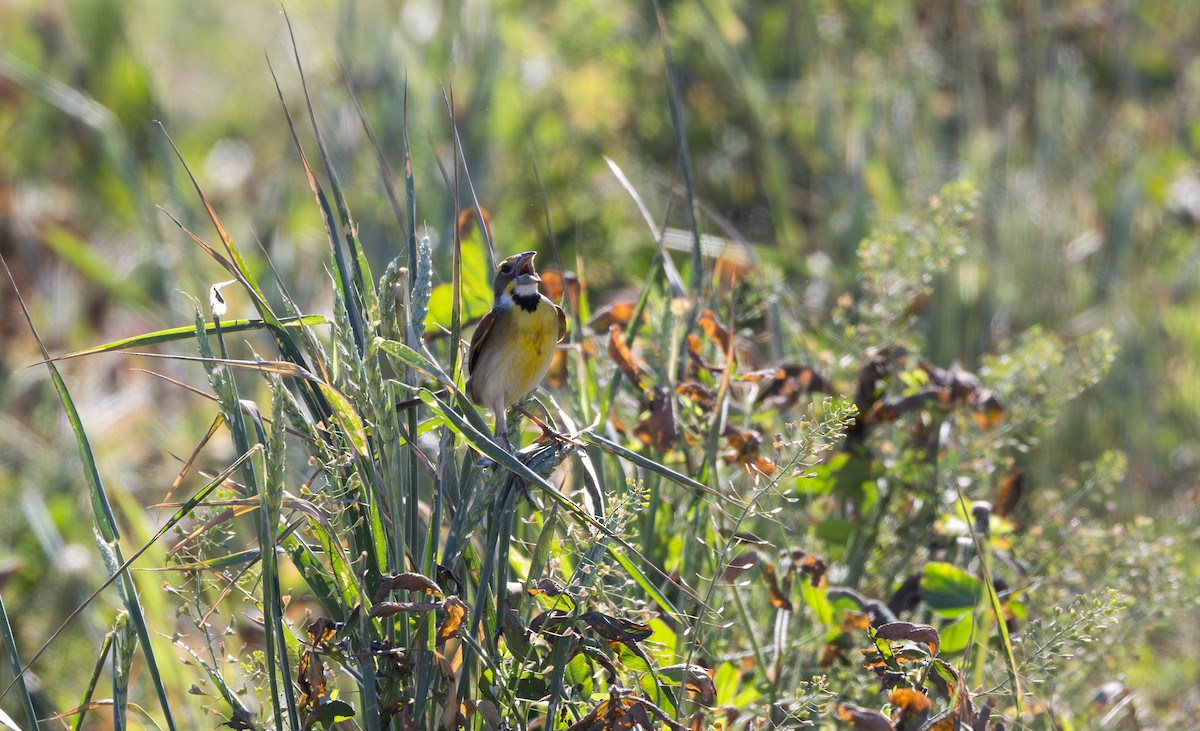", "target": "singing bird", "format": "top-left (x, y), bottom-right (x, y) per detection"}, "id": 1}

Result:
top-left (466, 251), bottom-right (567, 447)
